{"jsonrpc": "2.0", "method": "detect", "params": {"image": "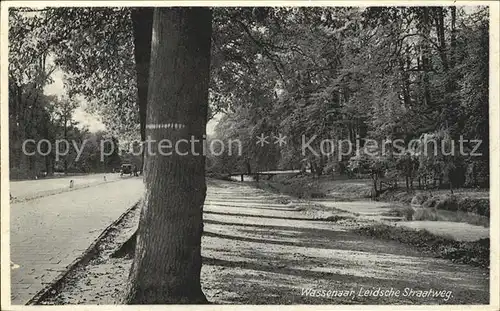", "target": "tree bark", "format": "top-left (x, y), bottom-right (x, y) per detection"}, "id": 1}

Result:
top-left (419, 8), bottom-right (432, 109)
top-left (124, 7), bottom-right (212, 304)
top-left (245, 159), bottom-right (251, 175)
top-left (131, 8), bottom-right (153, 172)
top-left (435, 7), bottom-right (448, 71)
top-left (450, 6), bottom-right (456, 68)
